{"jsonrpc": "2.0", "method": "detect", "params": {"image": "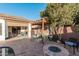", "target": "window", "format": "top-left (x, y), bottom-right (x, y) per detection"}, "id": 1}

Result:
top-left (0, 23), bottom-right (2, 35)
top-left (22, 27), bottom-right (27, 30)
